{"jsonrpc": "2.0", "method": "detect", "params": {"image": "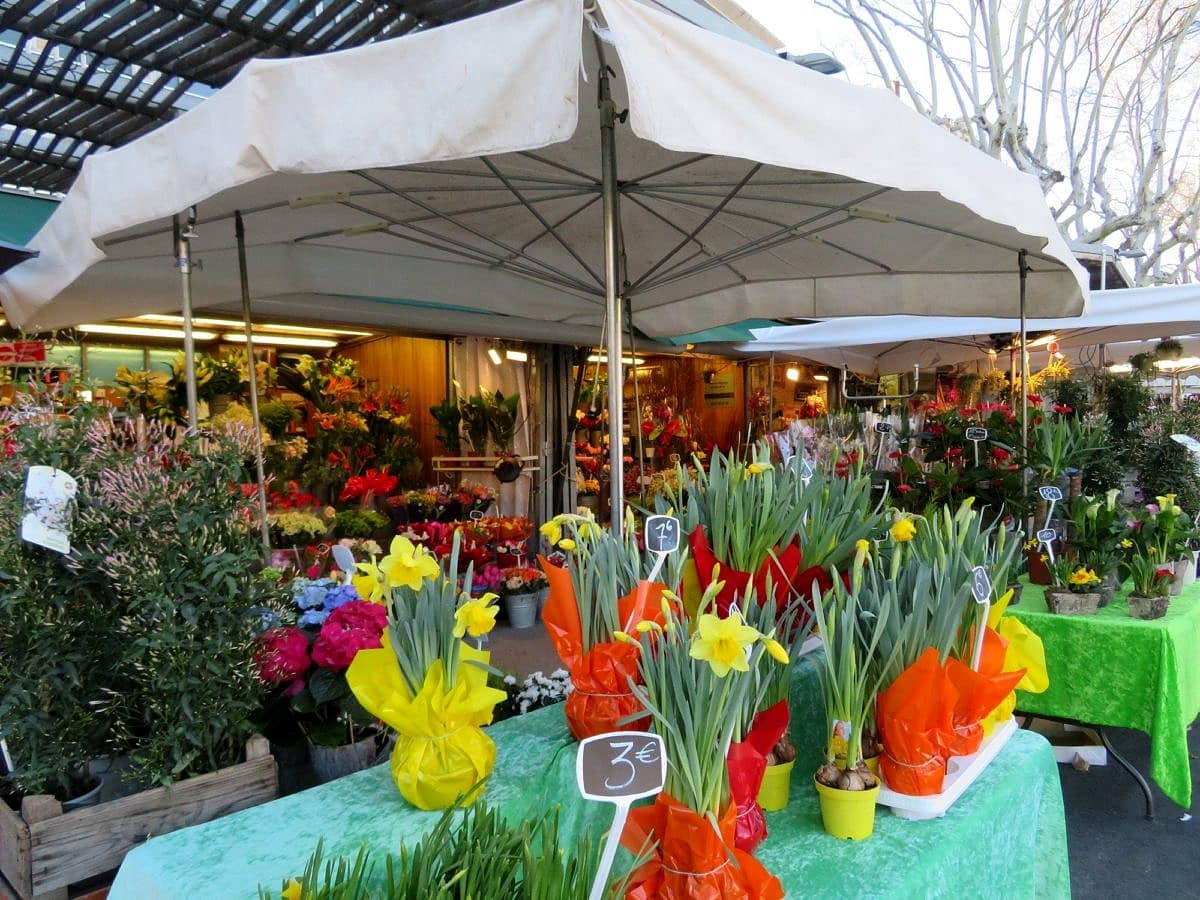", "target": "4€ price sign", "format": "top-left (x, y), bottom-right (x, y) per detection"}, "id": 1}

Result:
top-left (577, 732), bottom-right (666, 900)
